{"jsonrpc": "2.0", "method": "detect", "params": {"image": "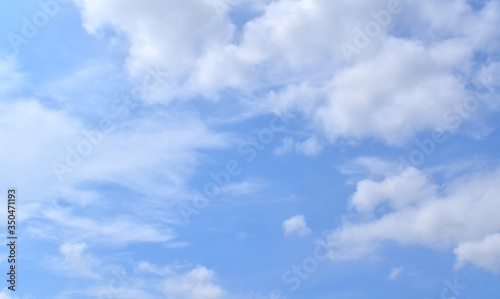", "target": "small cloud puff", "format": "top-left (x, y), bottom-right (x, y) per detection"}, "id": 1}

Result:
top-left (282, 215), bottom-right (312, 237)
top-left (274, 136), bottom-right (323, 156)
top-left (388, 266), bottom-right (404, 280)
